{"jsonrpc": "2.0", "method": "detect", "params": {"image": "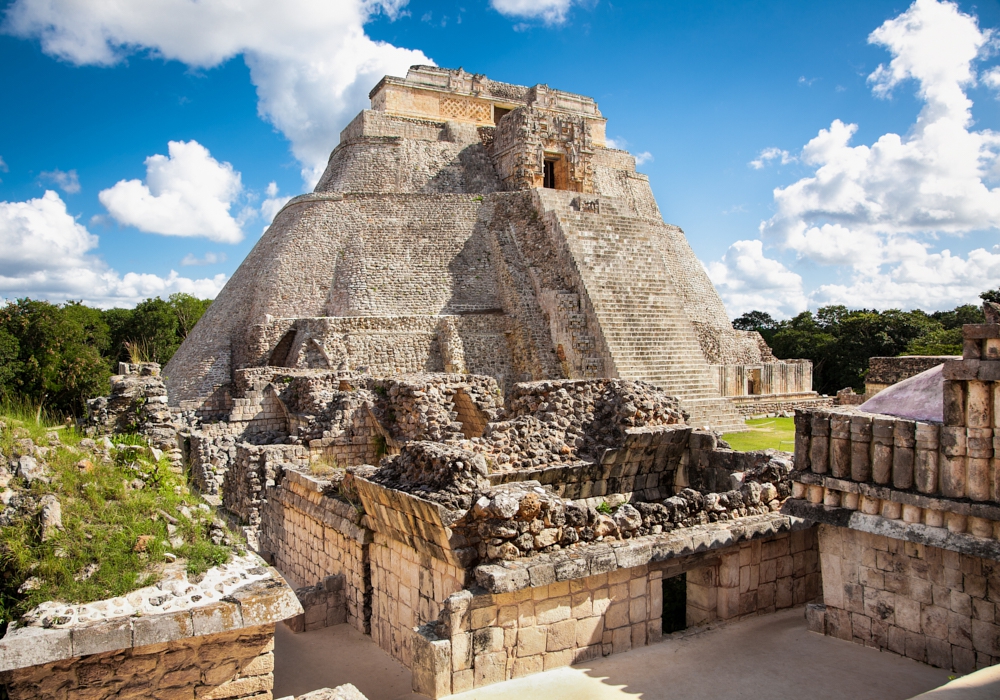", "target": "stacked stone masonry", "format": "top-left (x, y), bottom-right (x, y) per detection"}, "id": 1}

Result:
top-left (3, 624), bottom-right (277, 700)
top-left (788, 316), bottom-right (1000, 674)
